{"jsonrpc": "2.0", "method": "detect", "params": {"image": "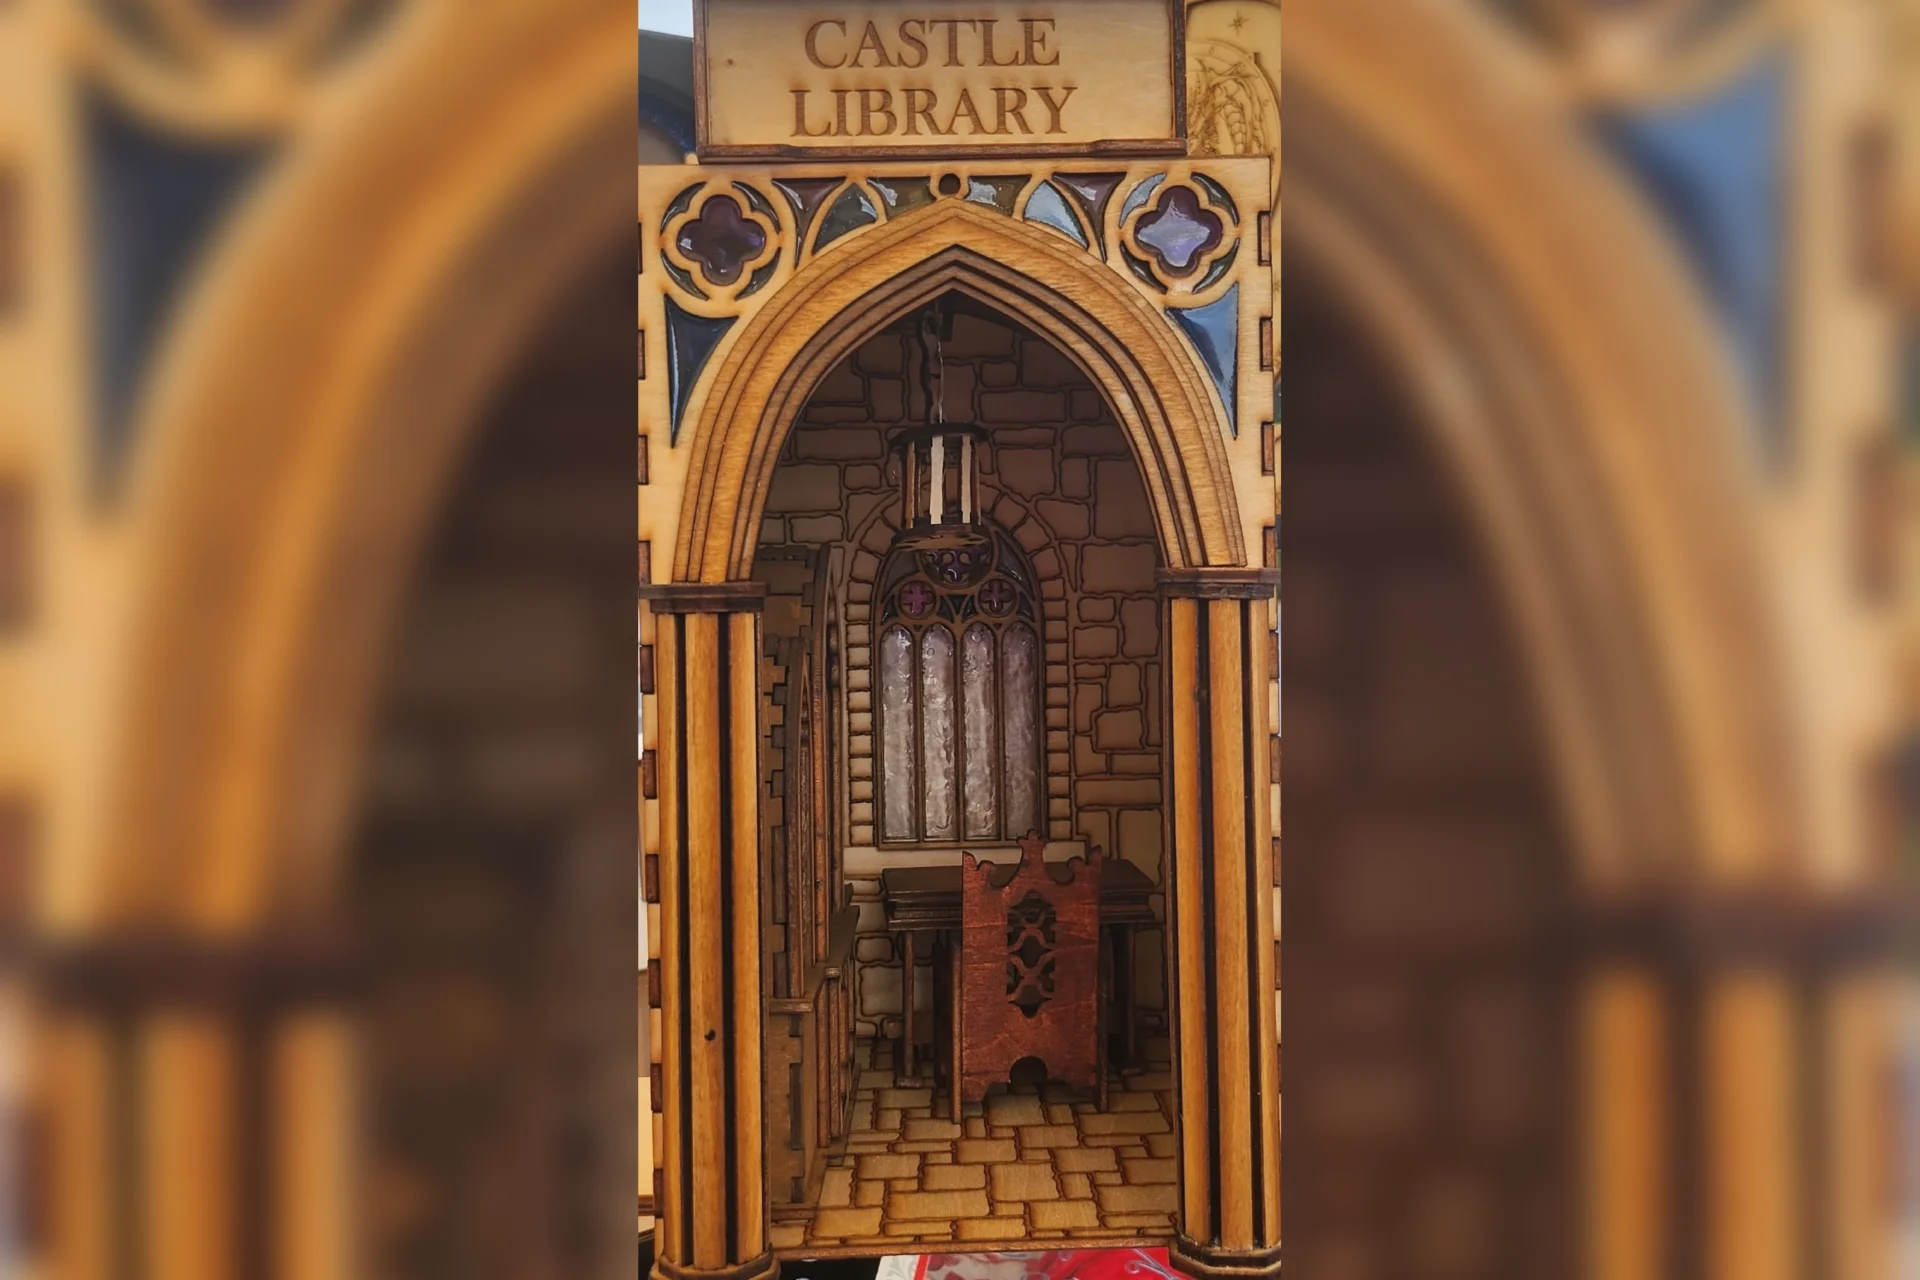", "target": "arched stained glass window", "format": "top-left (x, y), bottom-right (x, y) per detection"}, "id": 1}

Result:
top-left (874, 527), bottom-right (1043, 845)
